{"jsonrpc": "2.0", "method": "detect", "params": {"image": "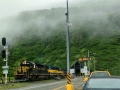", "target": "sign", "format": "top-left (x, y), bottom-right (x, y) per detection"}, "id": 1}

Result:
top-left (2, 66), bottom-right (9, 74)
top-left (70, 69), bottom-right (75, 74)
top-left (3, 69), bottom-right (8, 74)
top-left (2, 66), bottom-right (9, 69)
top-left (81, 68), bottom-right (84, 73)
top-left (79, 58), bottom-right (92, 62)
